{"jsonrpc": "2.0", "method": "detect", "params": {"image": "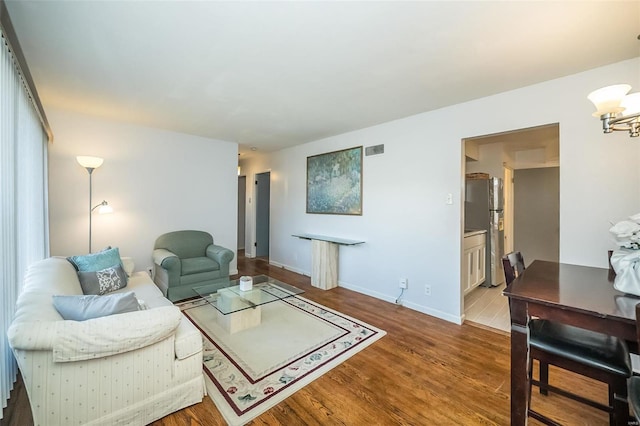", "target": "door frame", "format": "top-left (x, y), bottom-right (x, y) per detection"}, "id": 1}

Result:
top-left (503, 166), bottom-right (514, 255)
top-left (237, 175), bottom-right (247, 251)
